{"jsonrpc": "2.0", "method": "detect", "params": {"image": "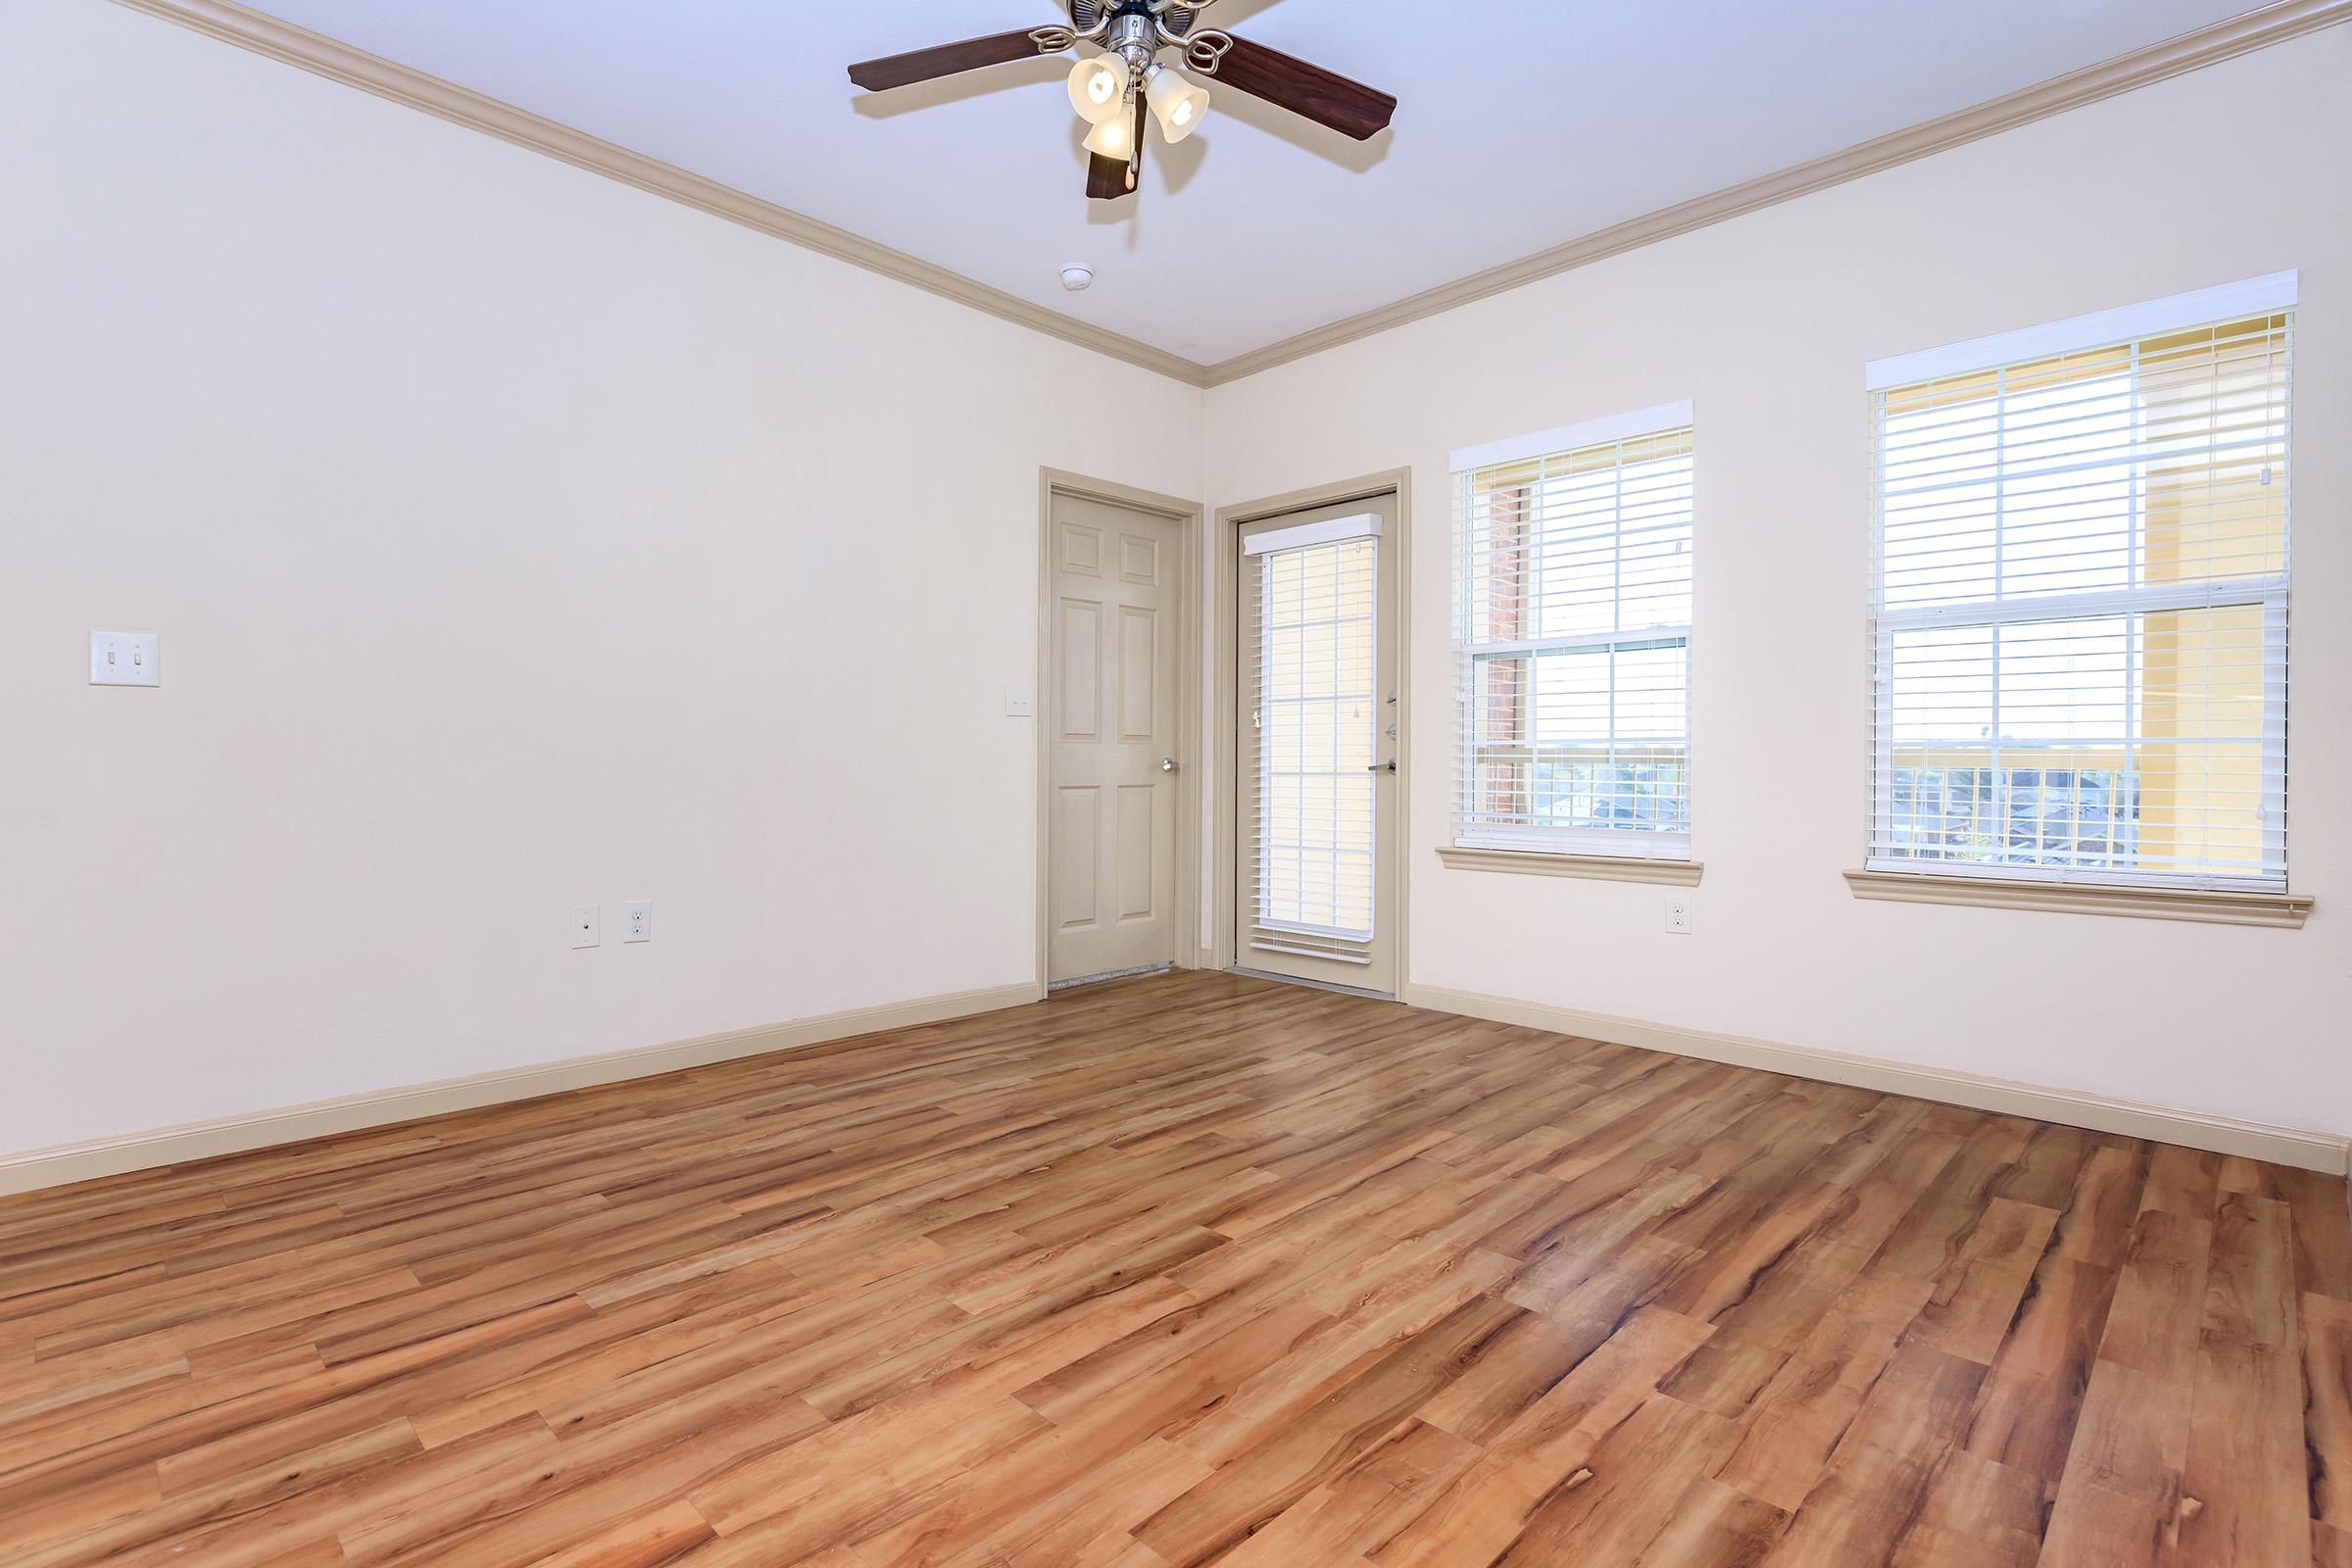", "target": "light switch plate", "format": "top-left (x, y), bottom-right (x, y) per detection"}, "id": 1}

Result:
top-left (1004, 682), bottom-right (1035, 718)
top-left (623, 899), bottom-right (653, 943)
top-left (90, 631), bottom-right (161, 687)
top-left (570, 905), bottom-right (600, 949)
